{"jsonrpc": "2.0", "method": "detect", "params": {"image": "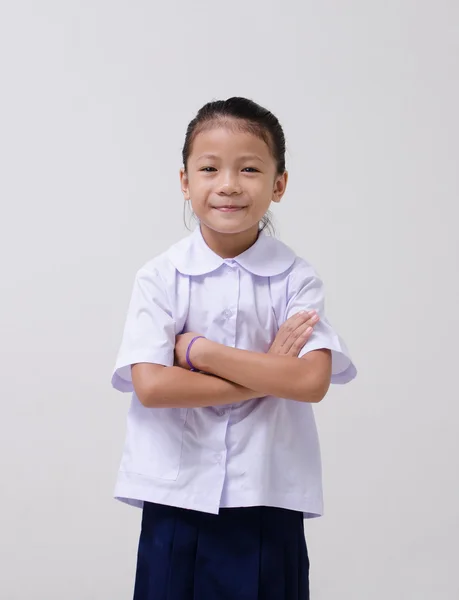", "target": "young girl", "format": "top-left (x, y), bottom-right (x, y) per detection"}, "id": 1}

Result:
top-left (112, 97), bottom-right (357, 600)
